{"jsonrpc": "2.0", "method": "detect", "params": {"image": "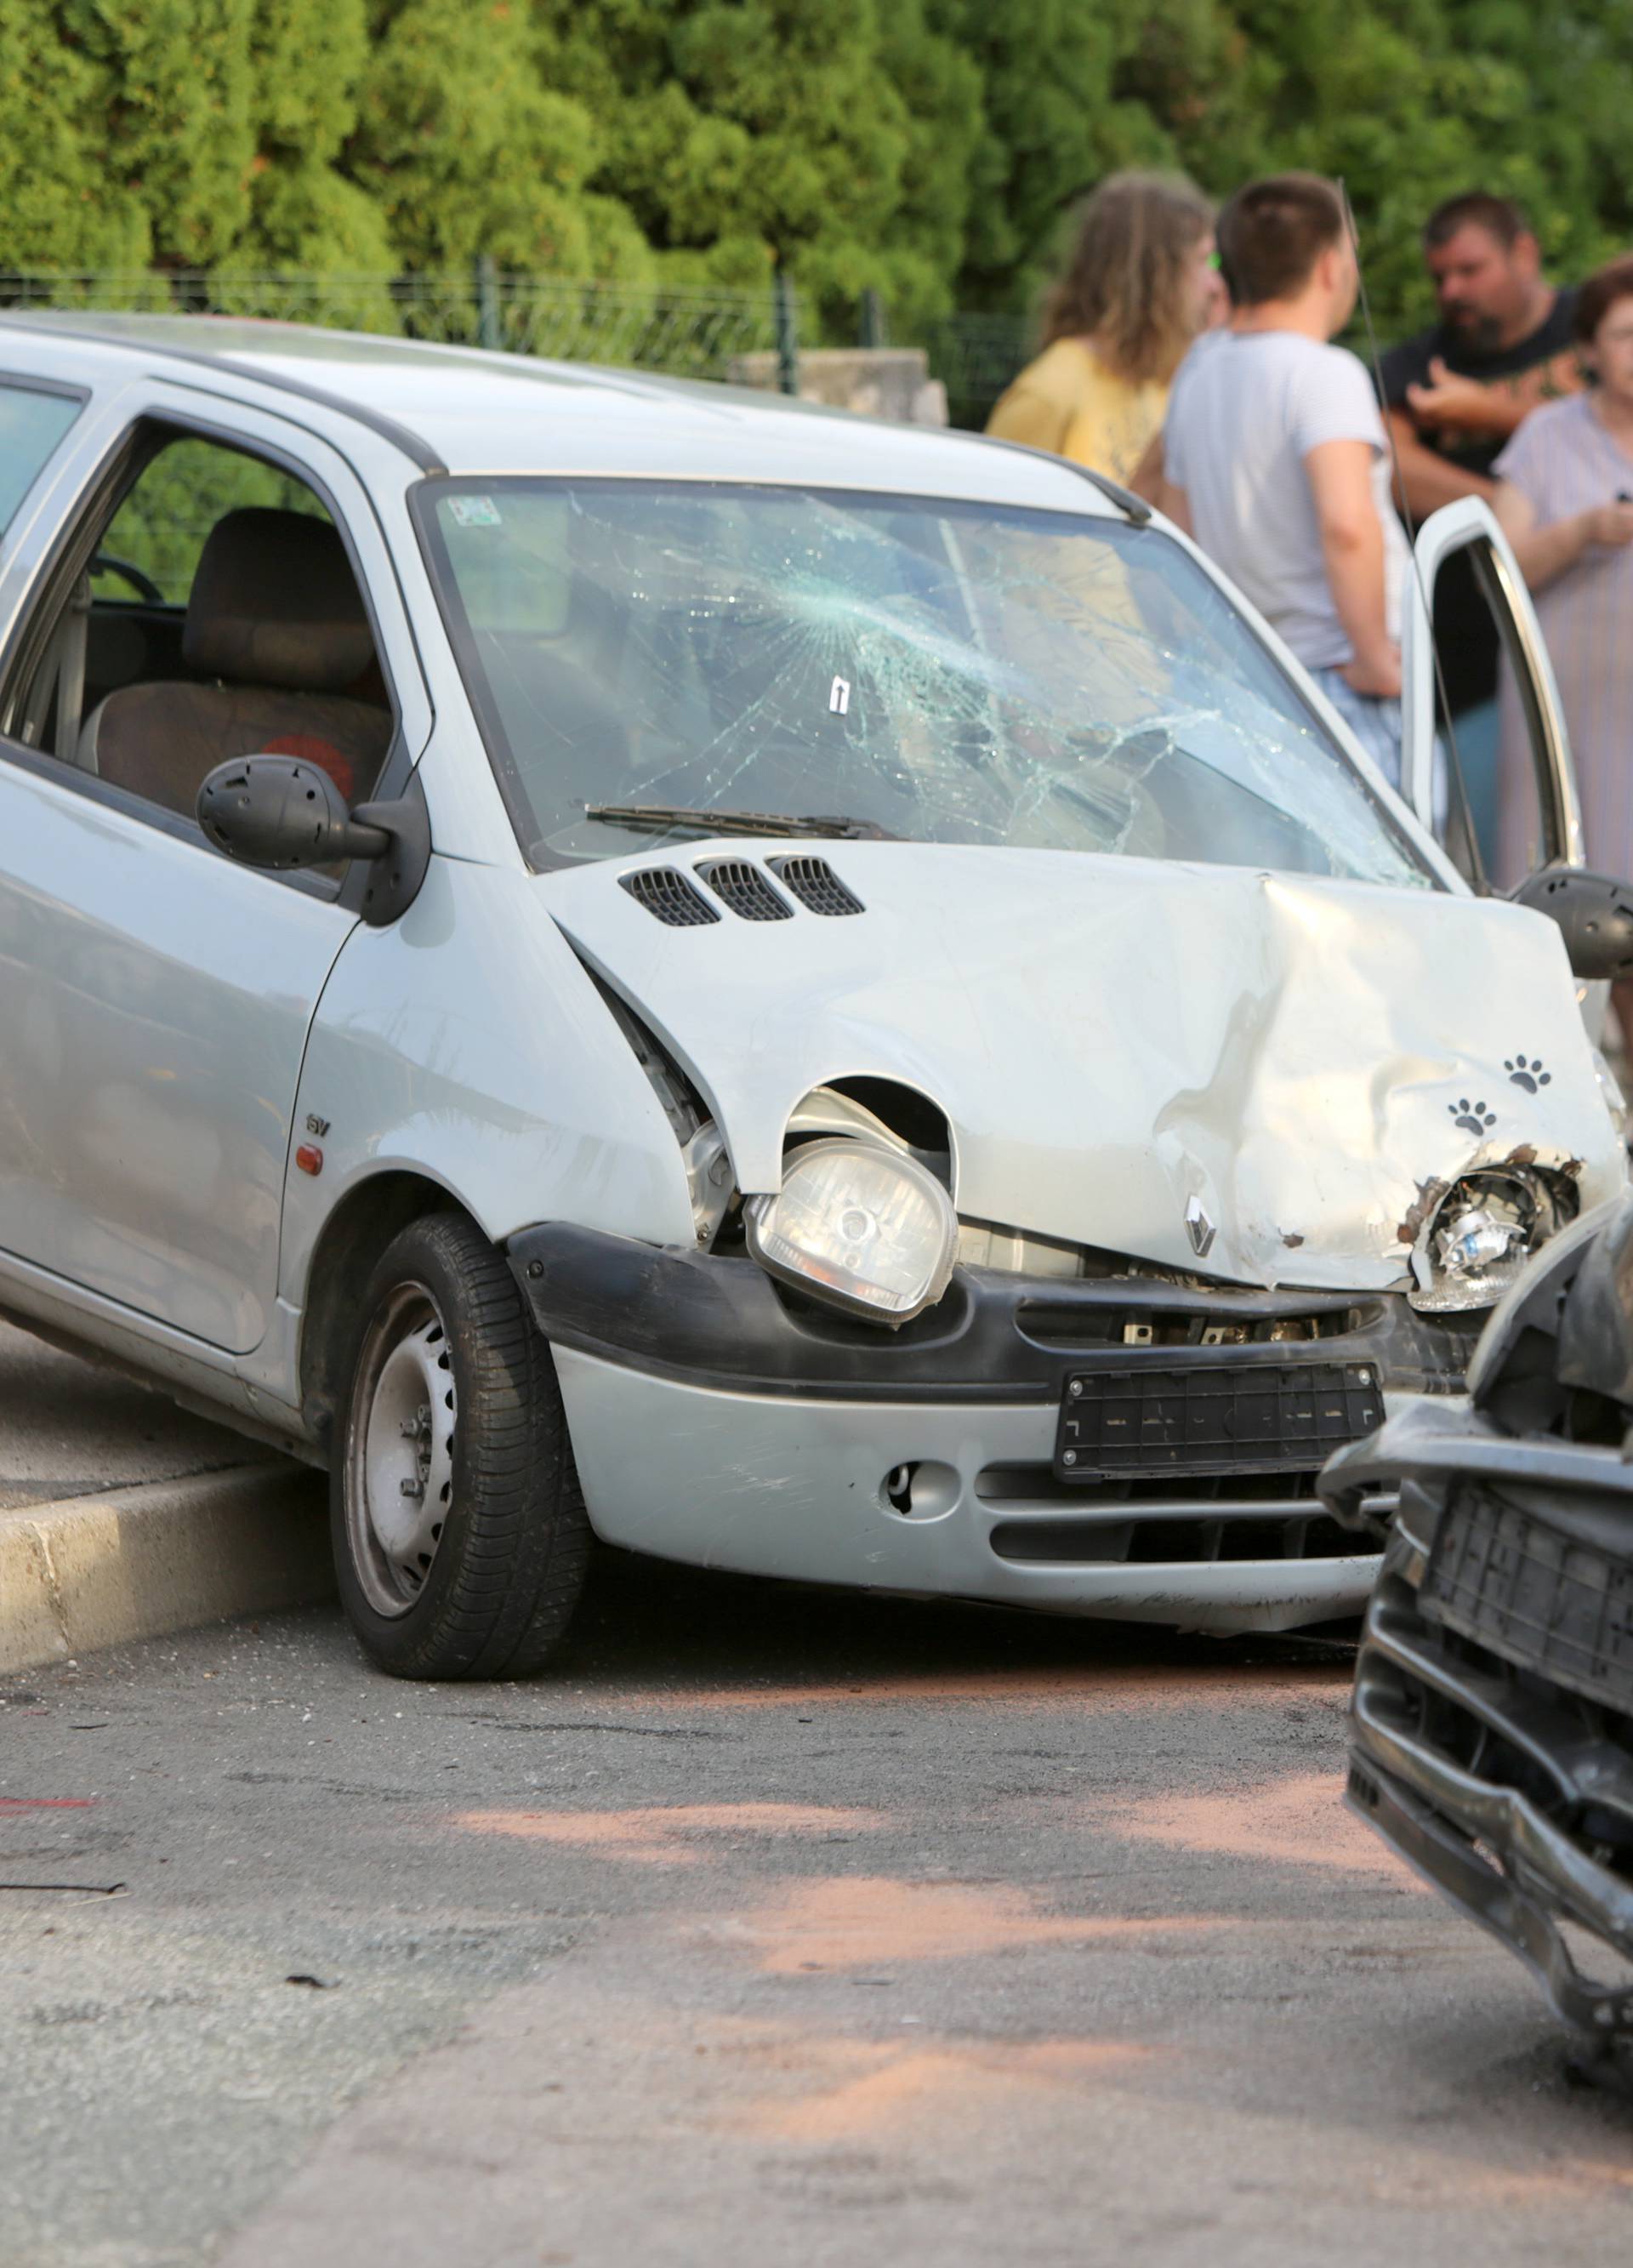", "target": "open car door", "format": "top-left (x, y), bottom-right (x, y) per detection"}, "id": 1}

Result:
top-left (1400, 494), bottom-right (1585, 879)
top-left (1400, 498), bottom-right (1633, 1055)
